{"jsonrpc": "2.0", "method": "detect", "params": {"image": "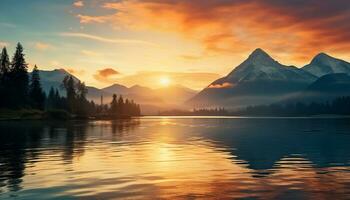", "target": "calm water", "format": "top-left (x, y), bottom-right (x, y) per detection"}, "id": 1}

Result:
top-left (1, 117), bottom-right (350, 199)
